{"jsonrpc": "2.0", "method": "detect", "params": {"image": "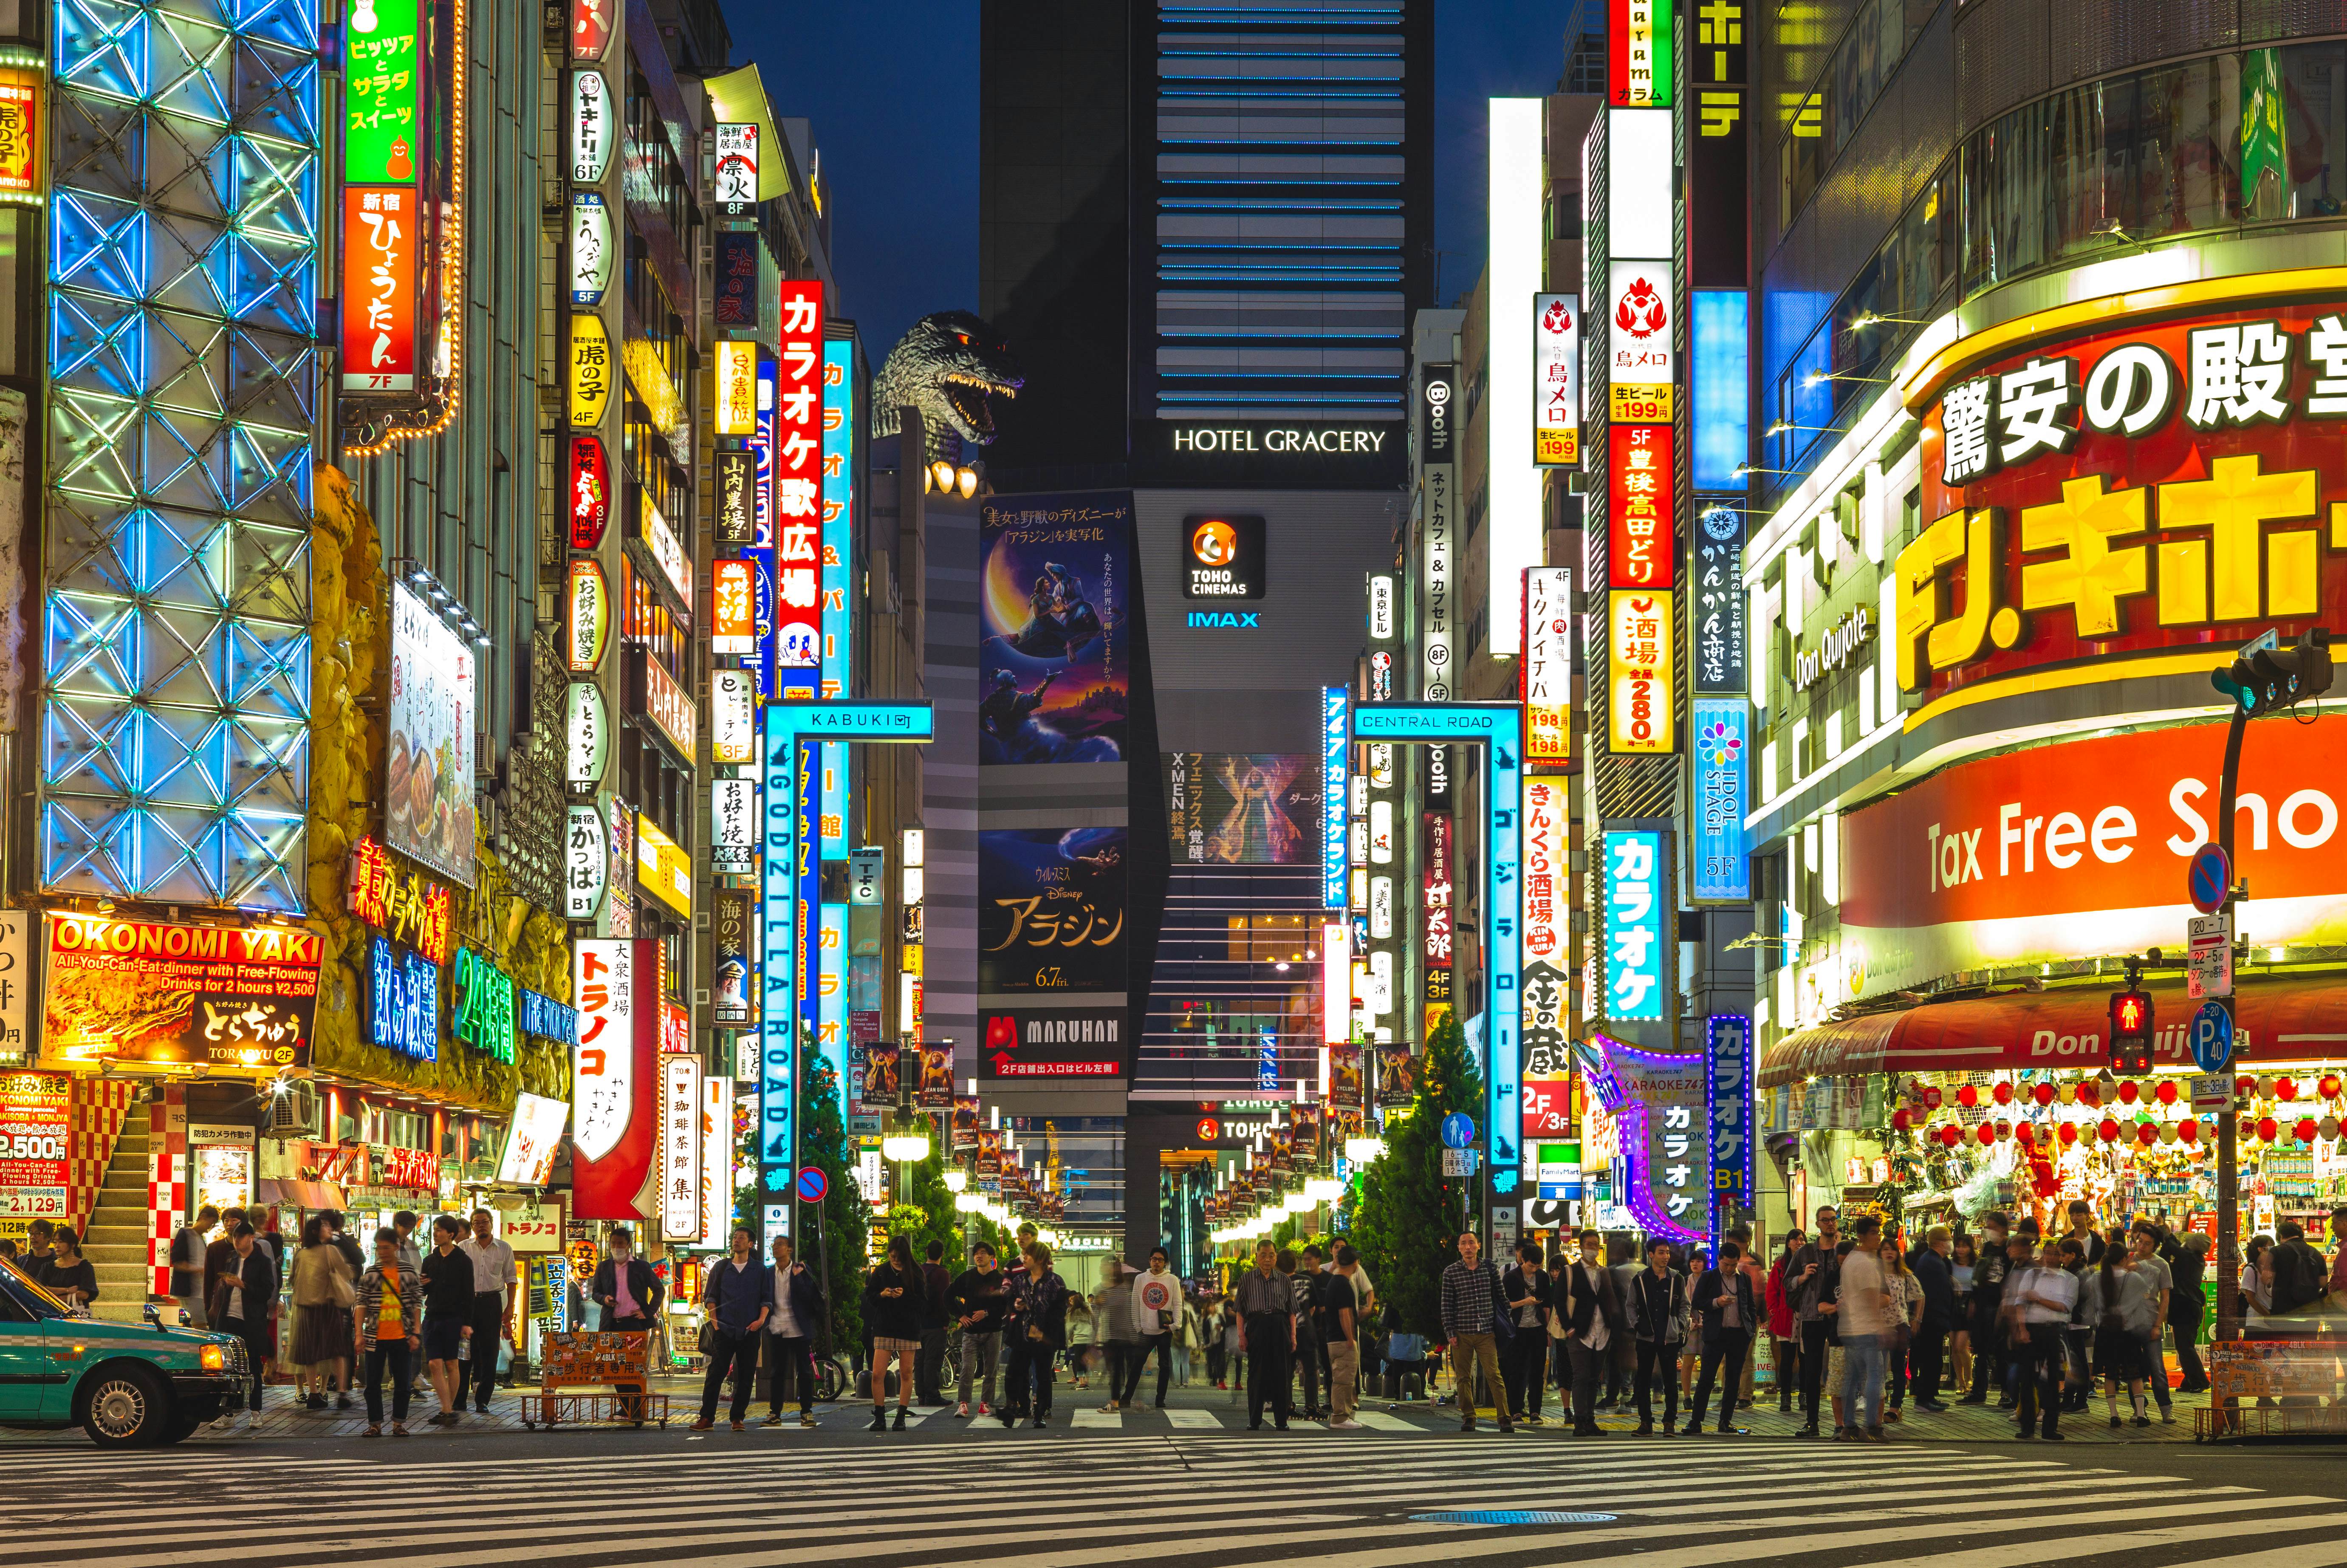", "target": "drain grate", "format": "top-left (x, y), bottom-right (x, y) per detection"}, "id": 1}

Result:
top-left (1409, 1511), bottom-right (1619, 1526)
